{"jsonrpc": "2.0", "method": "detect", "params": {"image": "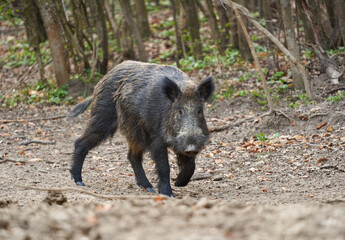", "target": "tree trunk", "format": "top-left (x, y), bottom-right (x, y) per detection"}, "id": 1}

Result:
top-left (179, 0), bottom-right (203, 60)
top-left (308, 0), bottom-right (330, 49)
top-left (134, 0), bottom-right (151, 39)
top-left (170, 0), bottom-right (184, 65)
top-left (118, 0), bottom-right (147, 61)
top-left (203, 0), bottom-right (220, 45)
top-left (261, 0), bottom-right (277, 70)
top-left (227, 8), bottom-right (239, 49)
top-left (95, 0), bottom-right (108, 74)
top-left (37, 0), bottom-right (69, 86)
top-left (300, 0), bottom-right (342, 83)
top-left (280, 0), bottom-right (304, 89)
top-left (22, 0), bottom-right (47, 82)
top-left (70, 0), bottom-right (91, 70)
top-left (335, 0), bottom-right (345, 46)
top-left (104, 0), bottom-right (121, 49)
top-left (215, 0), bottom-right (230, 52)
top-left (297, 1), bottom-right (314, 44)
top-left (235, 0), bottom-right (252, 61)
